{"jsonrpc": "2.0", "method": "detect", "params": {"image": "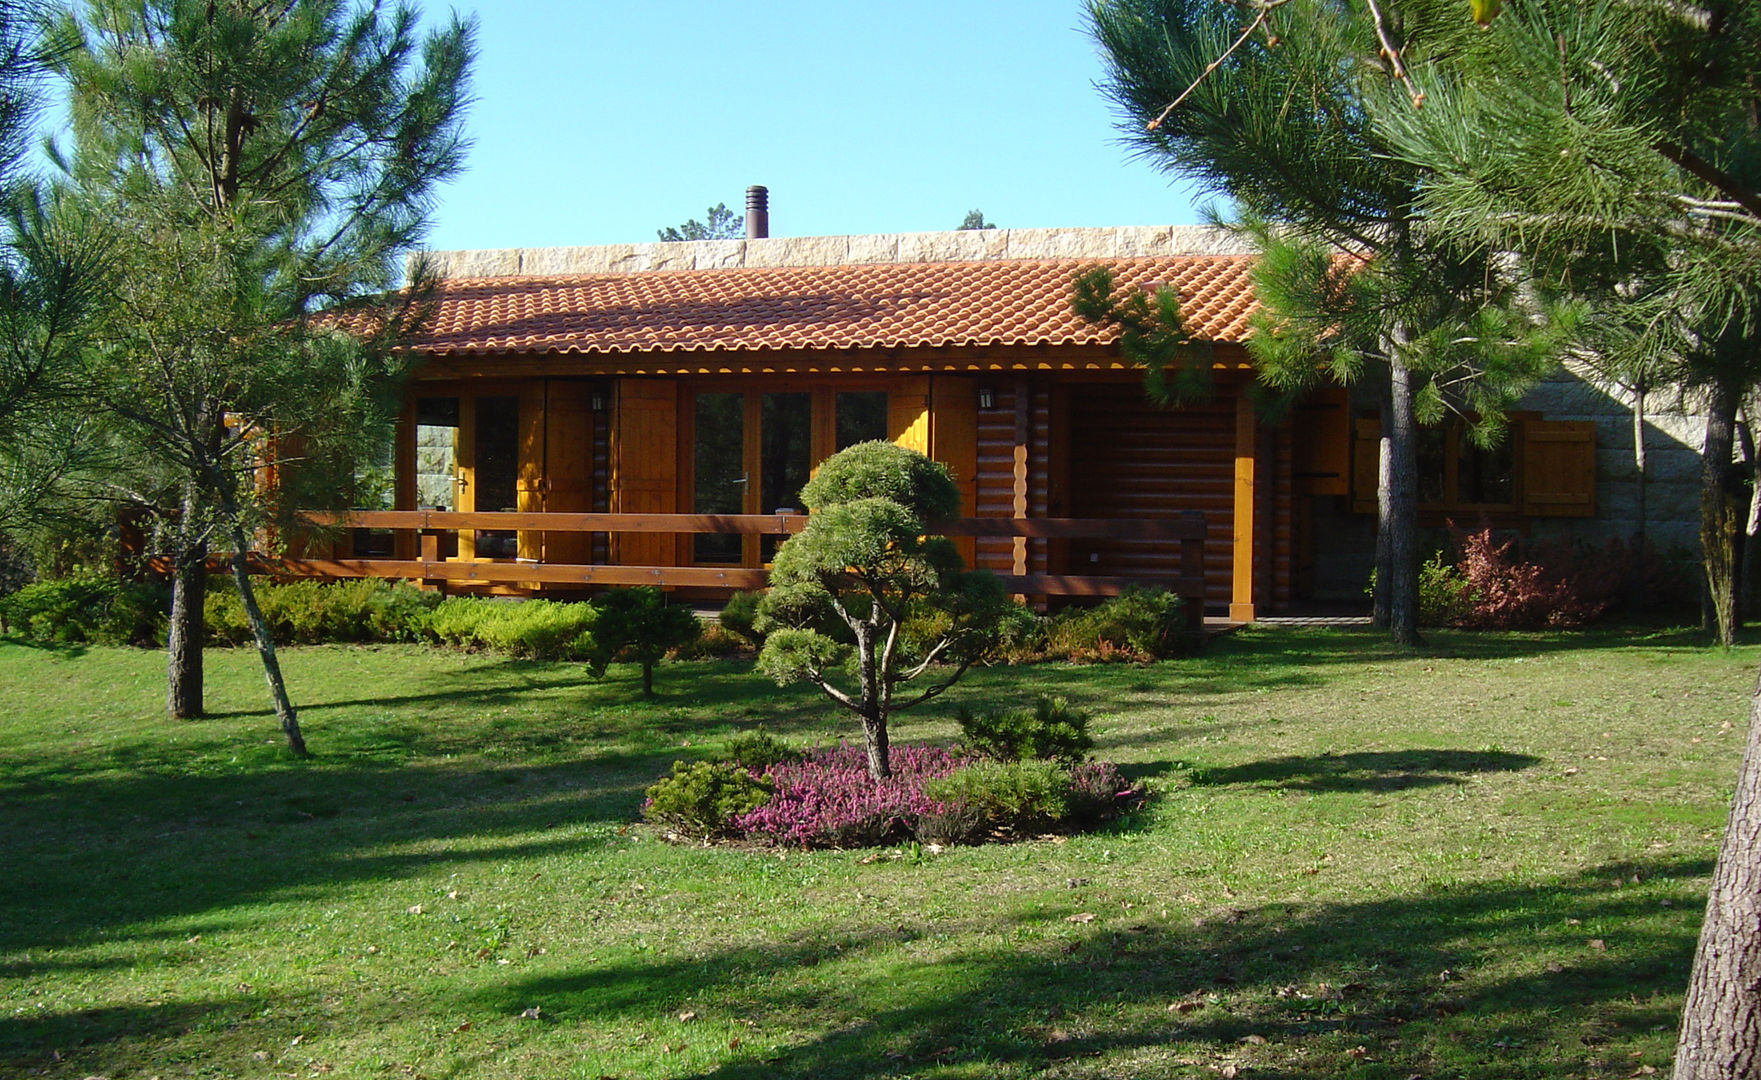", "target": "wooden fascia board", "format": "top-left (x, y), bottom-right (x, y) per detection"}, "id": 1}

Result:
top-left (408, 342), bottom-right (1255, 381)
